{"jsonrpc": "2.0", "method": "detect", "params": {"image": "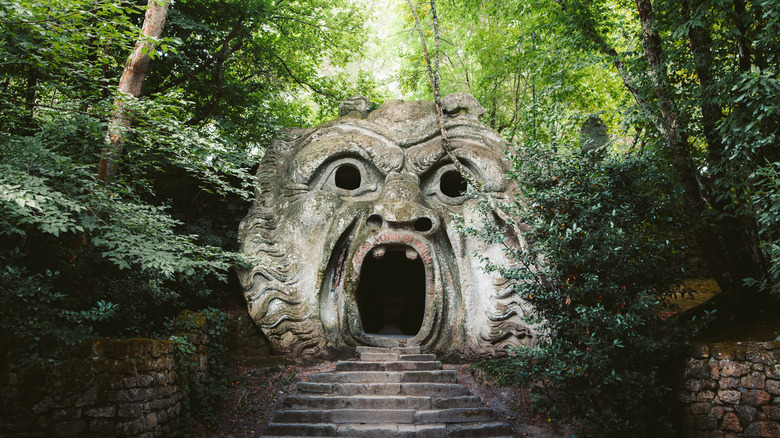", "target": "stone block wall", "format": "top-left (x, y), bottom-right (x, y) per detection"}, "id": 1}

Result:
top-left (0, 311), bottom-right (265, 438)
top-left (680, 342), bottom-right (780, 437)
top-left (1, 338), bottom-right (186, 438)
